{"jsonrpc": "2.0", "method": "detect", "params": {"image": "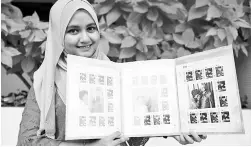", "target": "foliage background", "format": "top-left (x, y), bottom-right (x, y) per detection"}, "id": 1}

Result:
top-left (1, 0), bottom-right (251, 106)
